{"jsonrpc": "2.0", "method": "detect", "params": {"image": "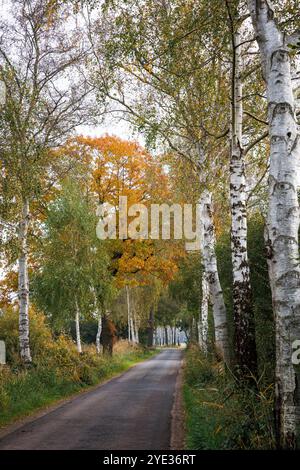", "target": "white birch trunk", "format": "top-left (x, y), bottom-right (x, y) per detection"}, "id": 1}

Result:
top-left (230, 29), bottom-right (257, 374)
top-left (126, 285), bottom-right (132, 342)
top-left (75, 299), bottom-right (82, 354)
top-left (133, 309), bottom-right (139, 344)
top-left (18, 199), bottom-right (32, 363)
top-left (130, 315), bottom-right (135, 343)
top-left (199, 272), bottom-right (209, 353)
top-left (96, 313), bottom-right (102, 354)
top-left (248, 0), bottom-right (300, 448)
top-left (199, 190), bottom-right (230, 363)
